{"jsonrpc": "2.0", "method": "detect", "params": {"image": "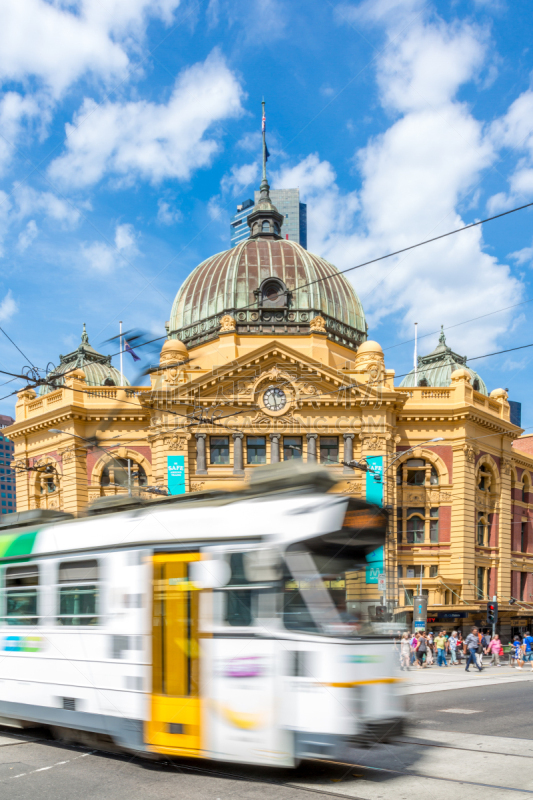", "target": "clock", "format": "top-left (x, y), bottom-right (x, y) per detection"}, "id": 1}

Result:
top-left (263, 387), bottom-right (286, 412)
